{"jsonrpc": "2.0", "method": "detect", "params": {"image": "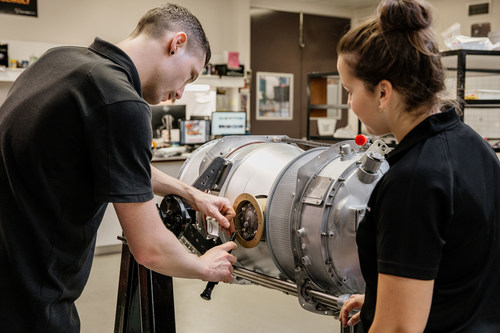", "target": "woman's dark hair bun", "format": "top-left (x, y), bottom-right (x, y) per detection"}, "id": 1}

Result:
top-left (377, 0), bottom-right (432, 33)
